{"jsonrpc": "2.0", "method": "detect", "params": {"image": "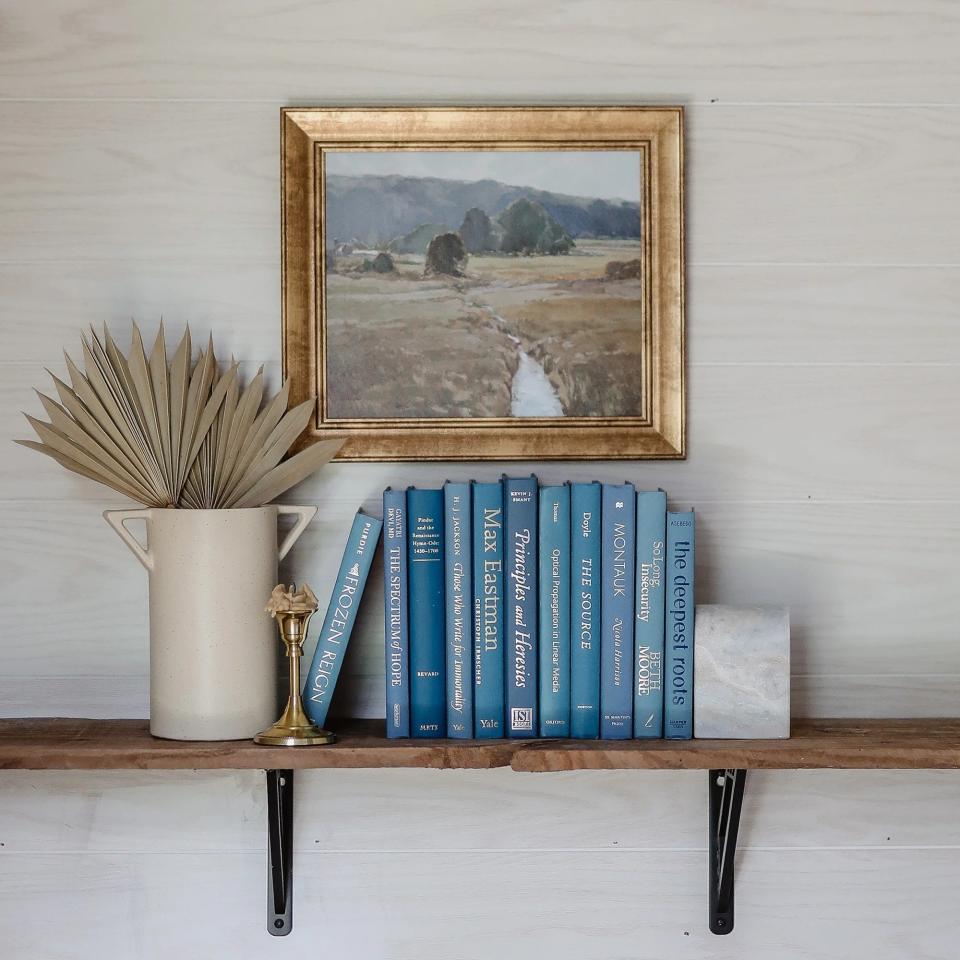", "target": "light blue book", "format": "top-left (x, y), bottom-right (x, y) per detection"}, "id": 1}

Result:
top-left (538, 484), bottom-right (571, 737)
top-left (303, 511), bottom-right (383, 728)
top-left (570, 482), bottom-right (601, 739)
top-left (600, 483), bottom-right (636, 739)
top-left (383, 488), bottom-right (410, 738)
top-left (634, 490), bottom-right (667, 738)
top-left (504, 475), bottom-right (538, 737)
top-left (444, 481), bottom-right (473, 739)
top-left (472, 481), bottom-right (504, 738)
top-left (665, 510), bottom-right (695, 739)
top-left (407, 487), bottom-right (446, 737)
